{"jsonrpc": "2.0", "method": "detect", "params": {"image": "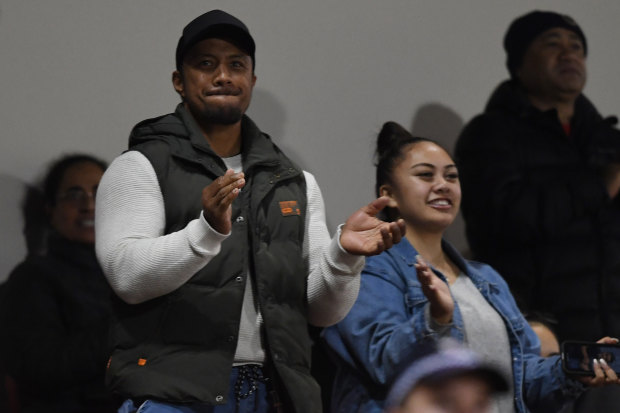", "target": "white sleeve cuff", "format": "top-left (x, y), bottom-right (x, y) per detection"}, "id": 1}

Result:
top-left (329, 224), bottom-right (365, 276)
